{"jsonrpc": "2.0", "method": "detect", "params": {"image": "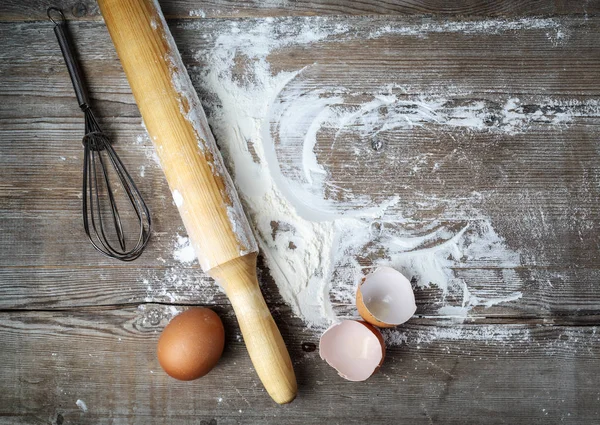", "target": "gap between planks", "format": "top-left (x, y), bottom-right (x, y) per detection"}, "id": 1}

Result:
top-left (0, 304), bottom-right (598, 327)
top-left (1, 0), bottom-right (600, 22)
